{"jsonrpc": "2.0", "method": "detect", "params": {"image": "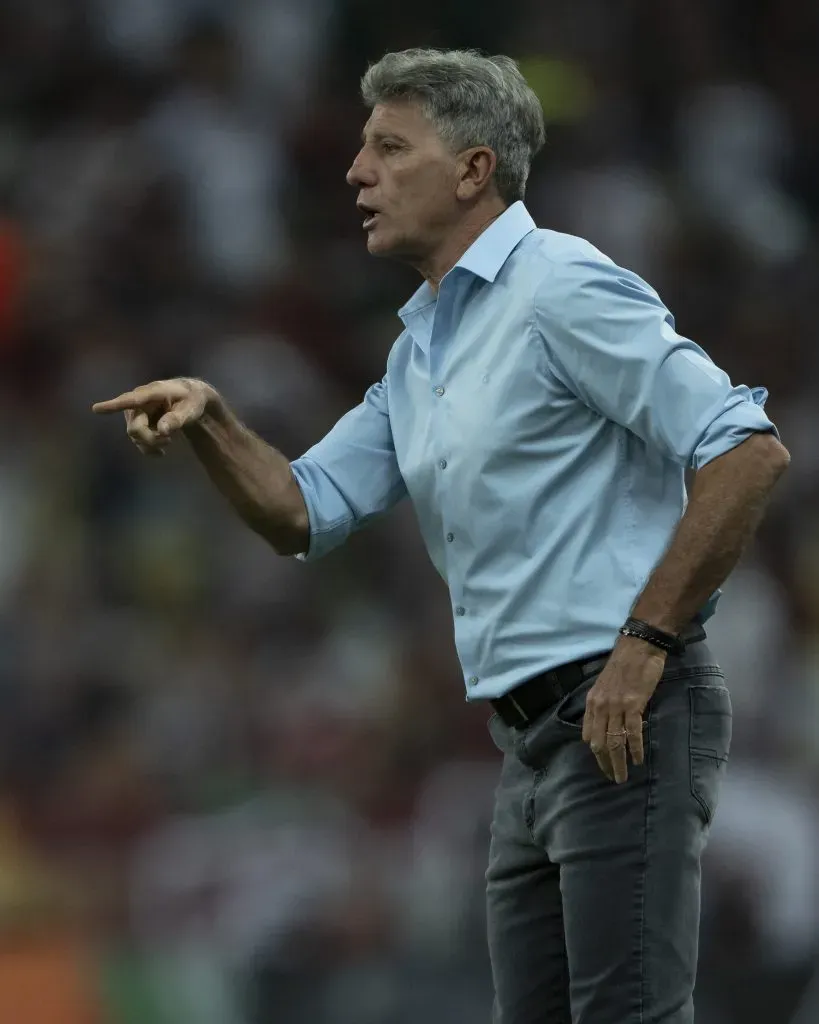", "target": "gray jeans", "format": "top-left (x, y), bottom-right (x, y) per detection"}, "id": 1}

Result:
top-left (486, 639), bottom-right (732, 1024)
